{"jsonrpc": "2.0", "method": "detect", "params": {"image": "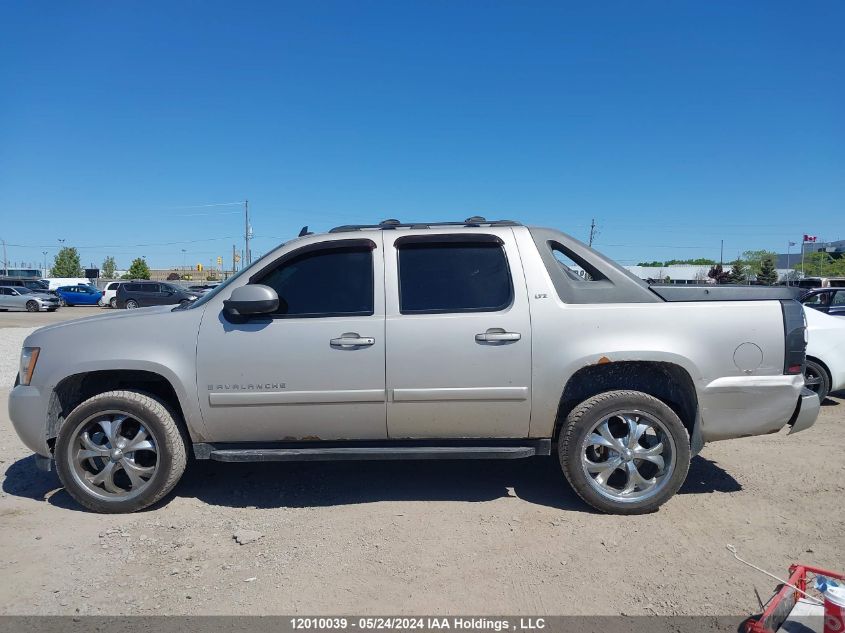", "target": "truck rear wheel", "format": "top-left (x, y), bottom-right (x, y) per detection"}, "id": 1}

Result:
top-left (558, 390), bottom-right (690, 514)
top-left (54, 390), bottom-right (187, 513)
